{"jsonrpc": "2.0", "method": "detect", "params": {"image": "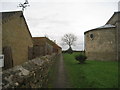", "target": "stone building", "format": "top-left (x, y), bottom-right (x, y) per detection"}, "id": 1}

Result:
top-left (46, 39), bottom-right (62, 54)
top-left (1, 11), bottom-right (33, 69)
top-left (33, 37), bottom-right (62, 57)
top-left (33, 37), bottom-right (53, 57)
top-left (84, 12), bottom-right (120, 61)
